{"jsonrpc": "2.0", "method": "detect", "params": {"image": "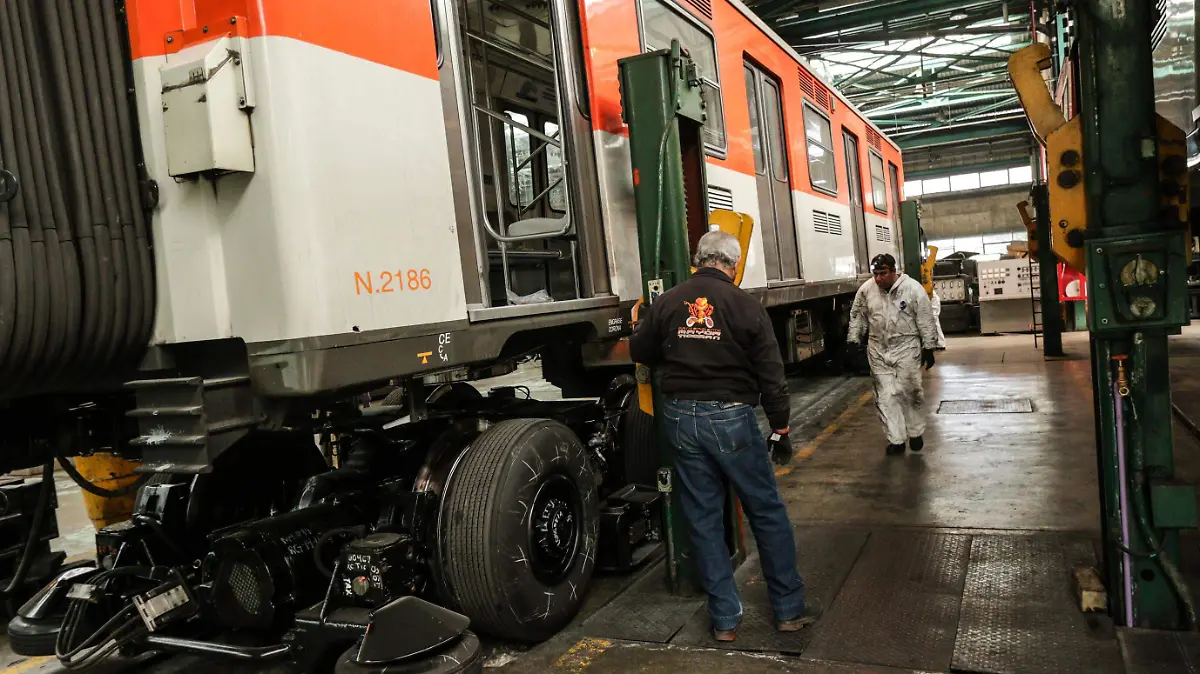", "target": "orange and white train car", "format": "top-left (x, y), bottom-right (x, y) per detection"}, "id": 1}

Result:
top-left (118, 0), bottom-right (904, 396)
